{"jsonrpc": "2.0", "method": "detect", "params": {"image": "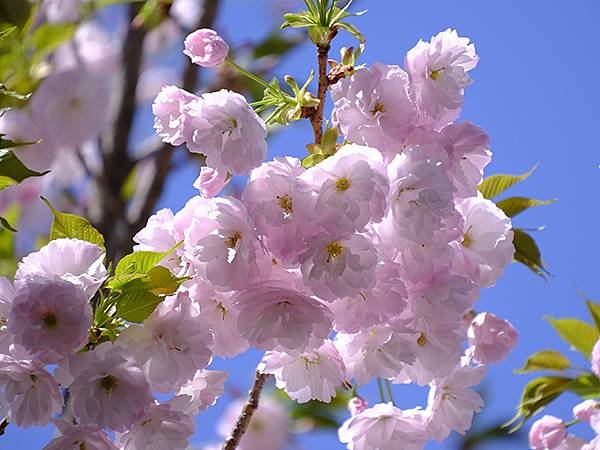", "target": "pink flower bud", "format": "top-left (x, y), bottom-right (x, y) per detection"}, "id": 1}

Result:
top-left (592, 338), bottom-right (600, 379)
top-left (348, 396), bottom-right (368, 416)
top-left (183, 28), bottom-right (229, 67)
top-left (573, 400), bottom-right (599, 422)
top-left (193, 166), bottom-right (229, 198)
top-left (467, 312), bottom-right (518, 364)
top-left (529, 415), bottom-right (567, 450)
